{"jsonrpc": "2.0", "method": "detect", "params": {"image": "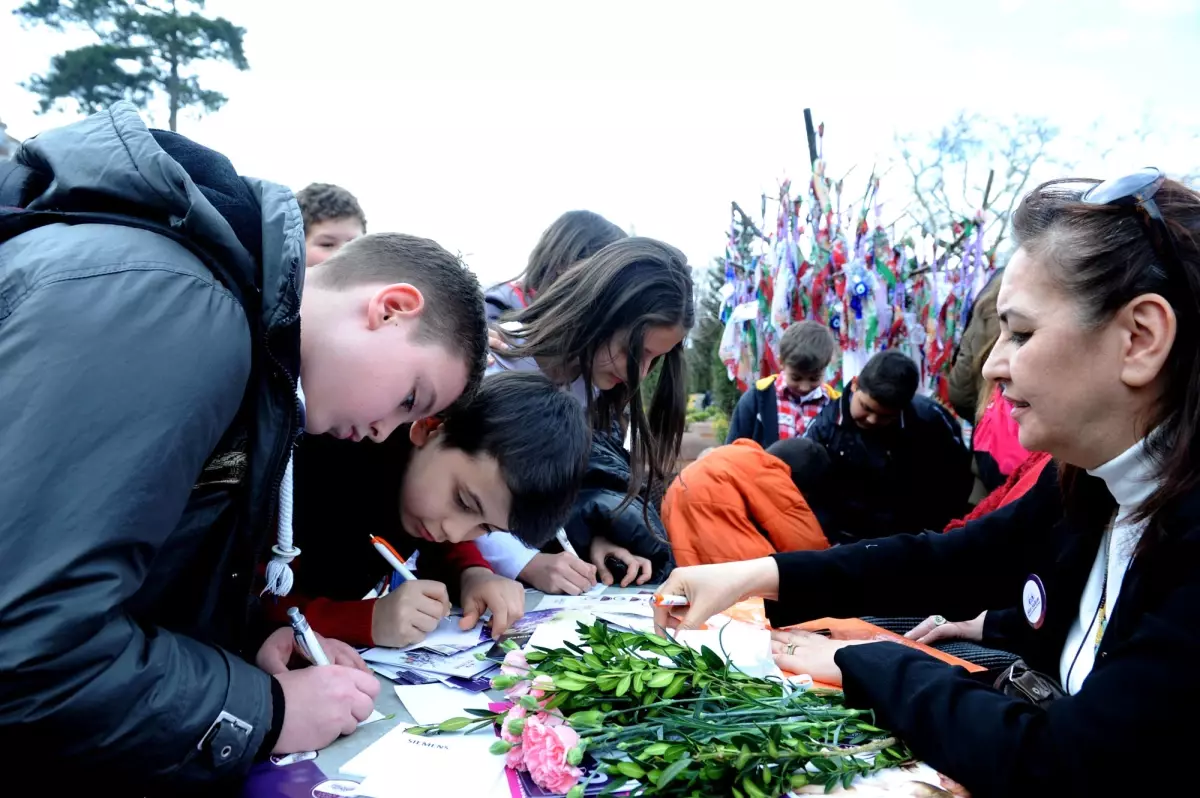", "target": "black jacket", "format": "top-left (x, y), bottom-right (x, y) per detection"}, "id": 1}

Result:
top-left (804, 390), bottom-right (972, 542)
top-left (562, 433), bottom-right (675, 582)
top-left (0, 104), bottom-right (303, 791)
top-left (726, 375), bottom-right (782, 447)
top-left (766, 463), bottom-right (1200, 797)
